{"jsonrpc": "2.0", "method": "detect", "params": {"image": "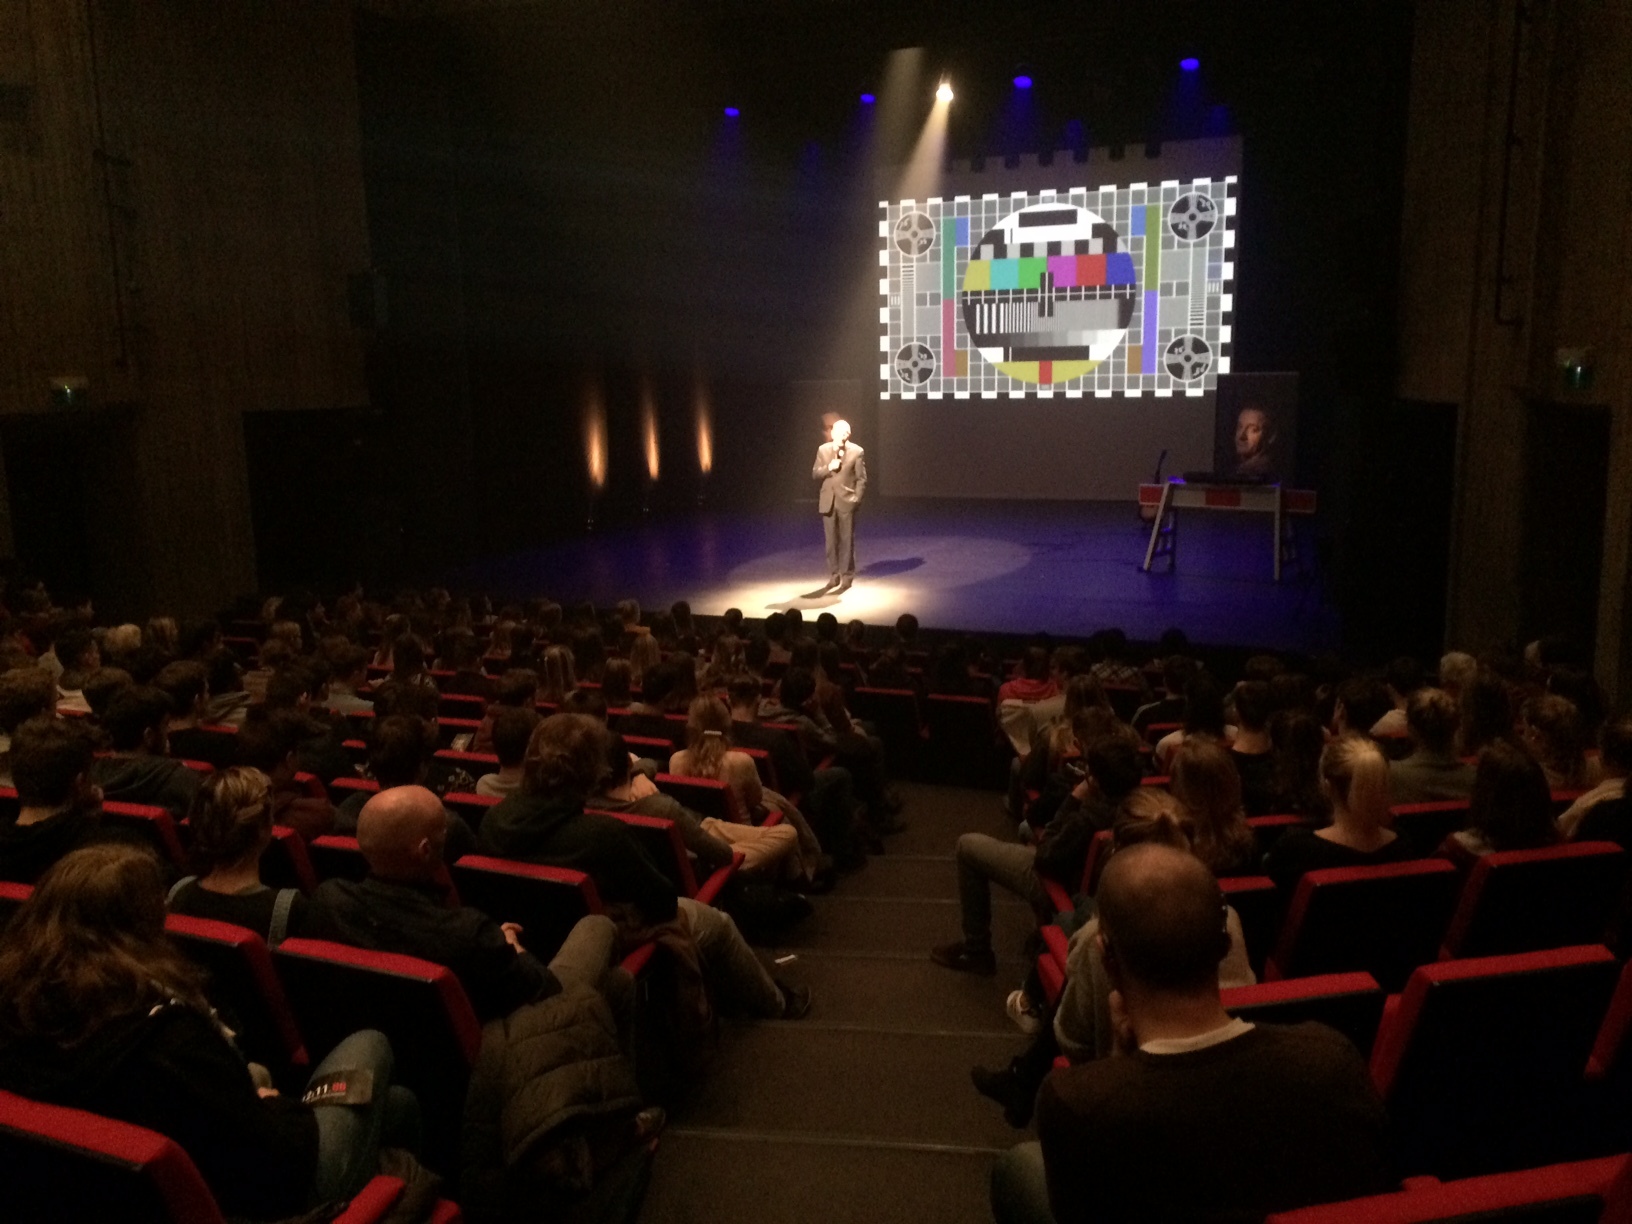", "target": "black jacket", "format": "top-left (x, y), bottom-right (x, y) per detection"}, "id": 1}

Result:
top-left (89, 754), bottom-right (201, 818)
top-left (478, 793), bottom-right (679, 925)
top-left (0, 806), bottom-right (141, 884)
top-left (0, 1003), bottom-right (317, 1220)
top-left (310, 875), bottom-right (560, 1022)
